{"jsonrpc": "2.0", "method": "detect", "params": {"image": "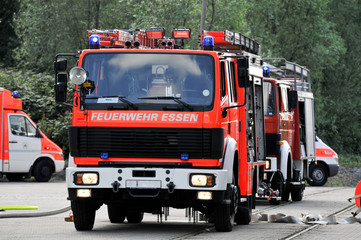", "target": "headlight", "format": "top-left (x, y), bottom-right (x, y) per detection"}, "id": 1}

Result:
top-left (69, 67), bottom-right (87, 85)
top-left (265, 159), bottom-right (271, 170)
top-left (75, 172), bottom-right (99, 185)
top-left (190, 174), bottom-right (215, 187)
